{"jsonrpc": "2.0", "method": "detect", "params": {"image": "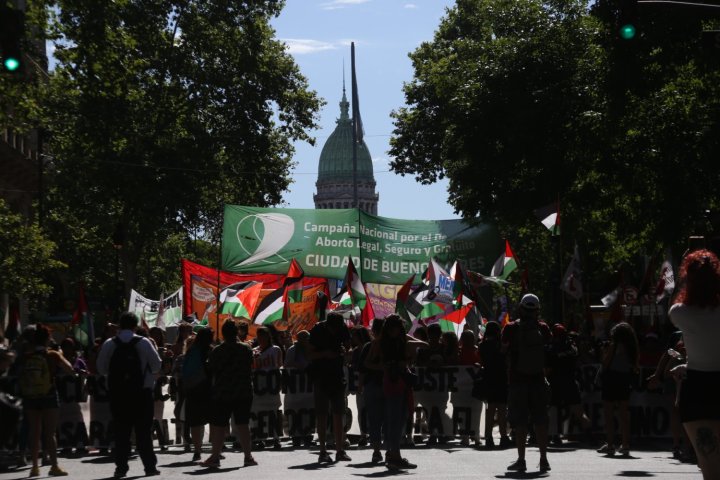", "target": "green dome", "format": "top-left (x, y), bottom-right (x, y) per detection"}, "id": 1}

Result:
top-left (317, 90), bottom-right (374, 184)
